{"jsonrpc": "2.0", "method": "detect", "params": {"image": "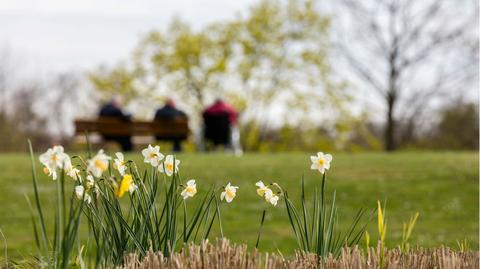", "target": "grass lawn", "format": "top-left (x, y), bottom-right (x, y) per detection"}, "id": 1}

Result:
top-left (0, 151), bottom-right (477, 259)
